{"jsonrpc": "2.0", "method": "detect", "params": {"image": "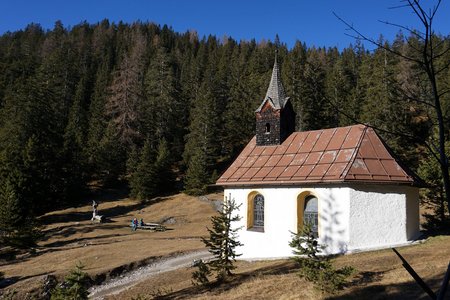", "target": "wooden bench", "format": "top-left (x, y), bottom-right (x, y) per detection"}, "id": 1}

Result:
top-left (131, 223), bottom-right (166, 231)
